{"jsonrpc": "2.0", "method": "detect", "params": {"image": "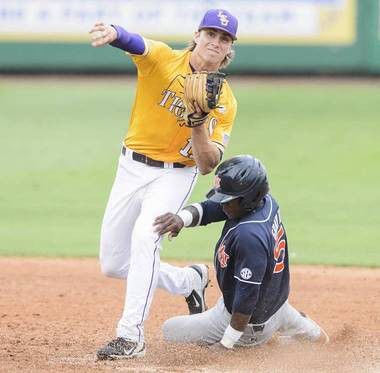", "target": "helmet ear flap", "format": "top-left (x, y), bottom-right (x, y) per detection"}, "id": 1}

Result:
top-left (241, 178), bottom-right (270, 211)
top-left (241, 195), bottom-right (257, 211)
top-left (240, 197), bottom-right (252, 211)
